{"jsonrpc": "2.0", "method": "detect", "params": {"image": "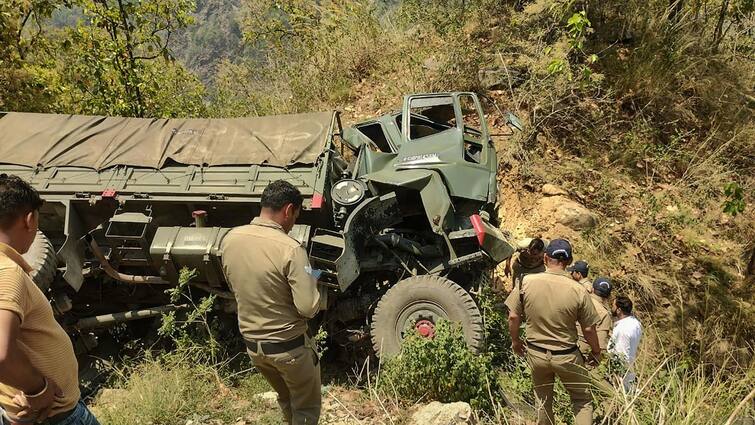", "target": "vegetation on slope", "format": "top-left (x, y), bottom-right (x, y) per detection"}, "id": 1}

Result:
top-left (2, 0), bottom-right (754, 423)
